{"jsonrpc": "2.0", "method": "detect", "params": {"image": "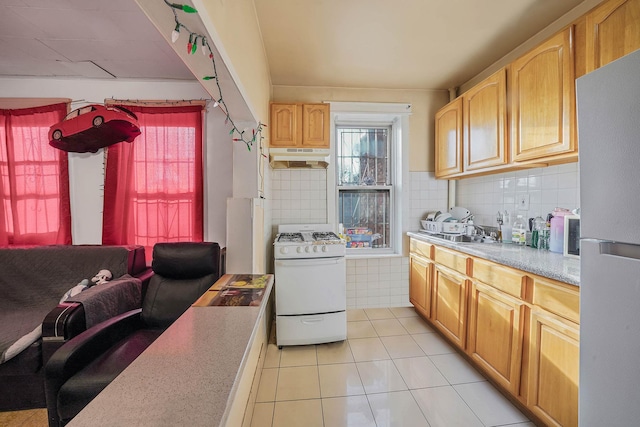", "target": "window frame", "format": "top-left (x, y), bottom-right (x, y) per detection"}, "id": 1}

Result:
top-left (327, 102), bottom-right (411, 257)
